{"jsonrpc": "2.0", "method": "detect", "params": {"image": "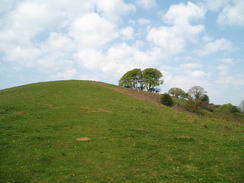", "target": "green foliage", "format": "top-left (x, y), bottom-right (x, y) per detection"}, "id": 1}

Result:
top-left (142, 68), bottom-right (163, 92)
top-left (183, 98), bottom-right (202, 113)
top-left (215, 103), bottom-right (240, 113)
top-left (118, 68), bottom-right (143, 89)
top-left (201, 94), bottom-right (209, 104)
top-left (160, 93), bottom-right (174, 107)
top-left (168, 87), bottom-right (185, 98)
top-left (119, 68), bottom-right (163, 92)
top-left (188, 86), bottom-right (207, 101)
top-left (0, 80), bottom-right (243, 182)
